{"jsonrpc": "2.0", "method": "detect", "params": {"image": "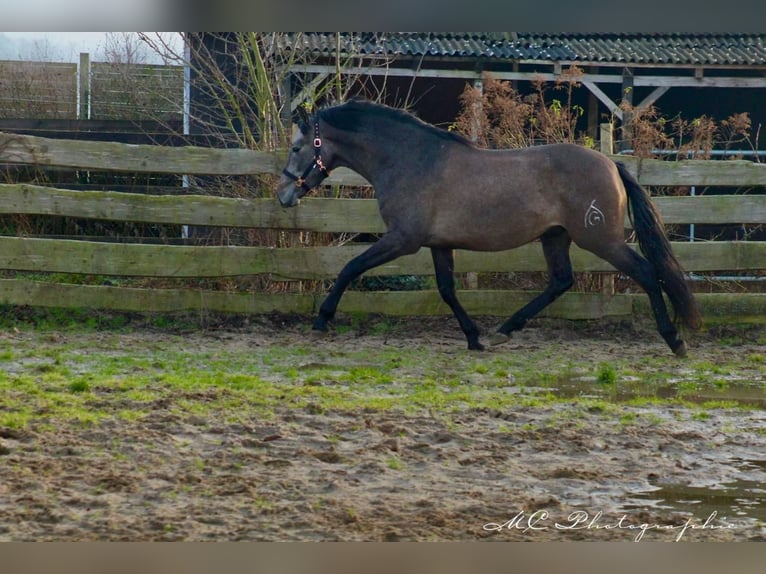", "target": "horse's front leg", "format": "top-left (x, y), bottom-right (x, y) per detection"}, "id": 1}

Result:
top-left (313, 231), bottom-right (421, 332)
top-left (431, 247), bottom-right (483, 350)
